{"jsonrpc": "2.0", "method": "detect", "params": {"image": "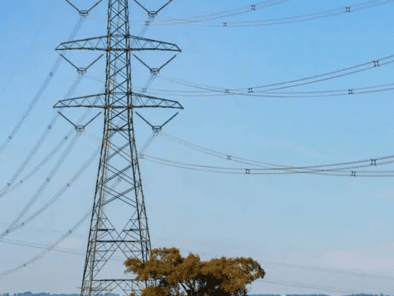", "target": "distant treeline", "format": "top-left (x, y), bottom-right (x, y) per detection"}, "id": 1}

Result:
top-left (0, 293), bottom-right (119, 296)
top-left (0, 293), bottom-right (391, 296)
top-left (251, 294), bottom-right (390, 296)
top-left (252, 294), bottom-right (390, 296)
